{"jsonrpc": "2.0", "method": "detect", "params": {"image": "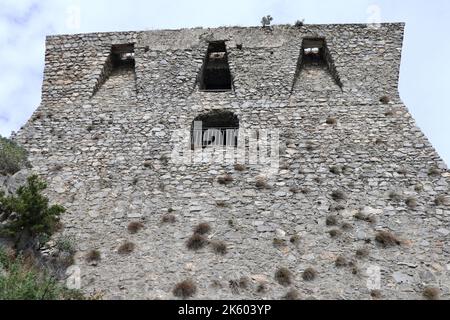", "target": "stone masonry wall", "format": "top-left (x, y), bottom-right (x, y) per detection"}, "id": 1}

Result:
top-left (14, 23), bottom-right (450, 299)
